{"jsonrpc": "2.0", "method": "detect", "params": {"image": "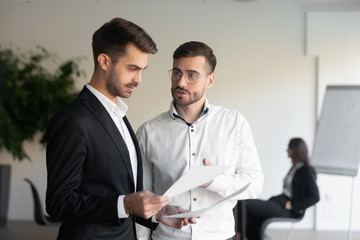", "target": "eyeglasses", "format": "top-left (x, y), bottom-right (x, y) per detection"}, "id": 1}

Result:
top-left (168, 69), bottom-right (202, 84)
